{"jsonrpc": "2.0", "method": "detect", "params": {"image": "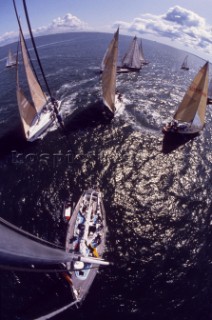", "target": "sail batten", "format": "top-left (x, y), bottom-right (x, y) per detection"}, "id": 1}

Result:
top-left (102, 28), bottom-right (119, 113)
top-left (20, 31), bottom-right (47, 113)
